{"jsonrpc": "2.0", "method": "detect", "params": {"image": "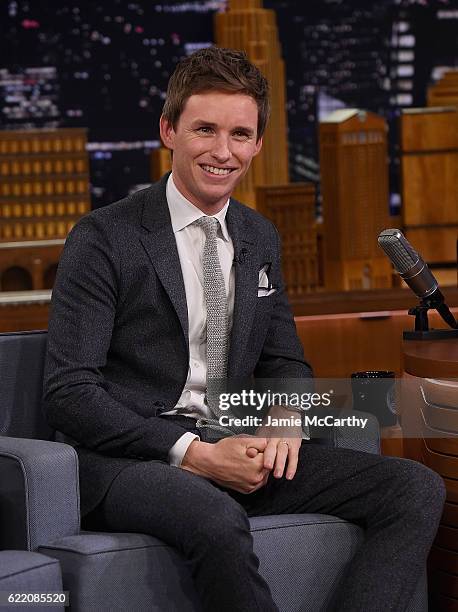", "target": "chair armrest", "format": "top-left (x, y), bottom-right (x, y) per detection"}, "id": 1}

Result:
top-left (0, 437), bottom-right (80, 551)
top-left (332, 410), bottom-right (381, 455)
